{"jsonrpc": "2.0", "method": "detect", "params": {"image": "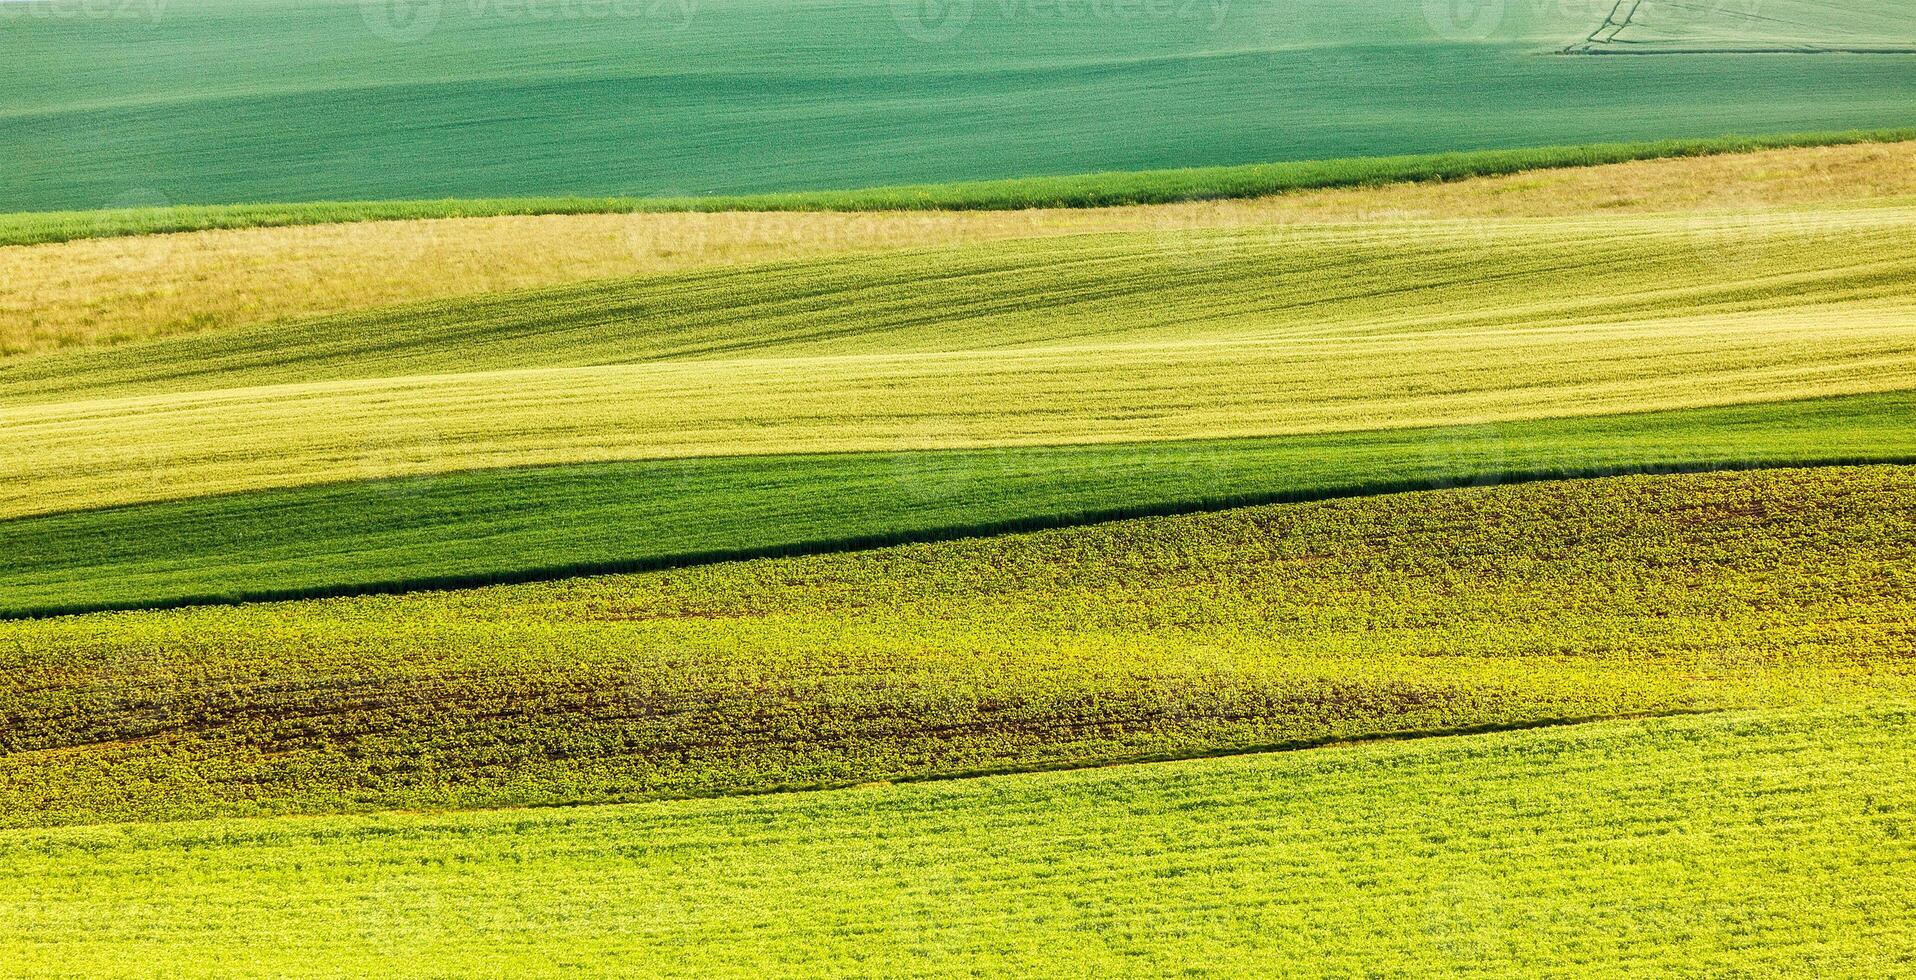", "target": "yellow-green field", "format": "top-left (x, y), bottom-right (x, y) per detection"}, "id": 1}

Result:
top-left (3, 465), bottom-right (1912, 827)
top-left (8, 207), bottom-right (1916, 519)
top-left (3, 140), bottom-right (1915, 976)
top-left (4, 705), bottom-right (1911, 978)
top-left (7, 138), bottom-right (1914, 361)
